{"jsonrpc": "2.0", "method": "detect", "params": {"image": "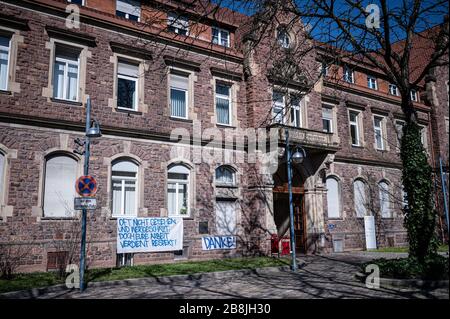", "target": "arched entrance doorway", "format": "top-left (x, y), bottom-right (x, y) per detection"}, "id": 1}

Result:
top-left (272, 162), bottom-right (307, 253)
